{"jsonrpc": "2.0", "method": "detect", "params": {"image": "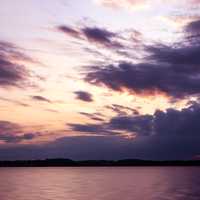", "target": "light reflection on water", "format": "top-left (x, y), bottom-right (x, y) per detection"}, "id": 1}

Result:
top-left (0, 167), bottom-right (200, 200)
